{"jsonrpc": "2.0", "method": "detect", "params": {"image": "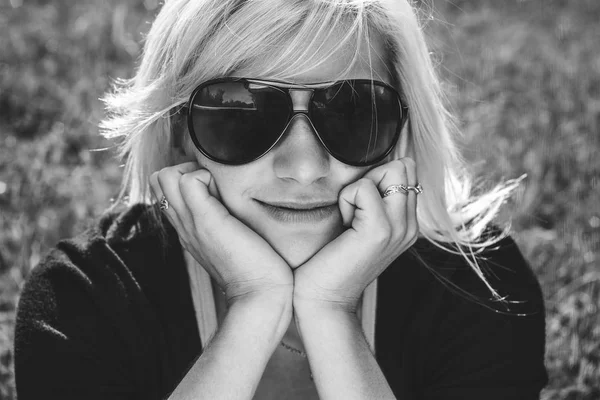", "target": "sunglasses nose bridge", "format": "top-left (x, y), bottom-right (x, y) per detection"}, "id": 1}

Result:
top-left (285, 89), bottom-right (327, 146)
top-left (288, 89), bottom-right (313, 112)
